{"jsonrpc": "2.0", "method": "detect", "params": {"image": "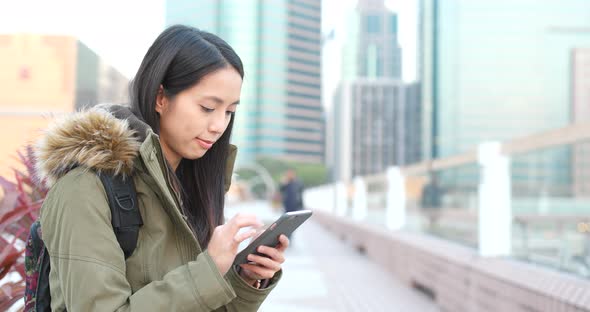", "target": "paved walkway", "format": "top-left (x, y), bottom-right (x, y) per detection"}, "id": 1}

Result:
top-left (226, 201), bottom-right (439, 312)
